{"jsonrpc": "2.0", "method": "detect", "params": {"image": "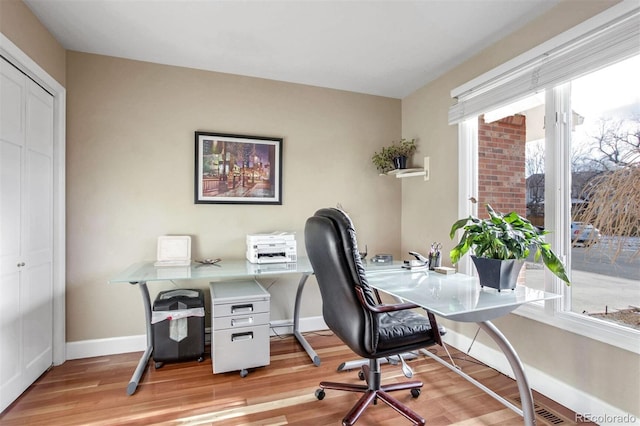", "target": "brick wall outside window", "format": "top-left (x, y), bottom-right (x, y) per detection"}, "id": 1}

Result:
top-left (477, 114), bottom-right (527, 217)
